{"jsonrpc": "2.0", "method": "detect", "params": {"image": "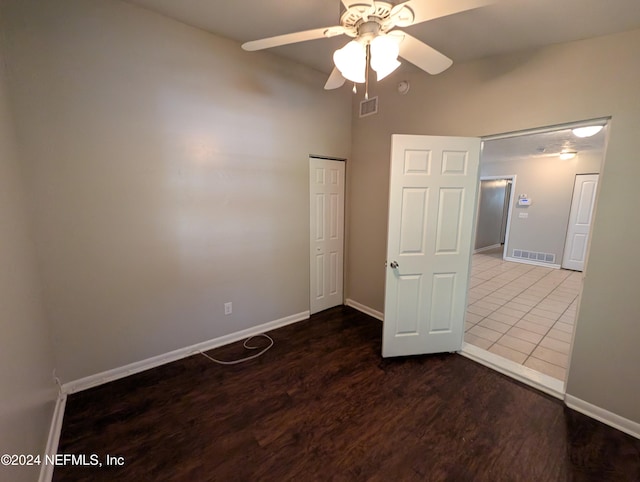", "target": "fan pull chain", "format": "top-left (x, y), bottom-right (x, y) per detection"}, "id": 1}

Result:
top-left (365, 43), bottom-right (370, 100)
